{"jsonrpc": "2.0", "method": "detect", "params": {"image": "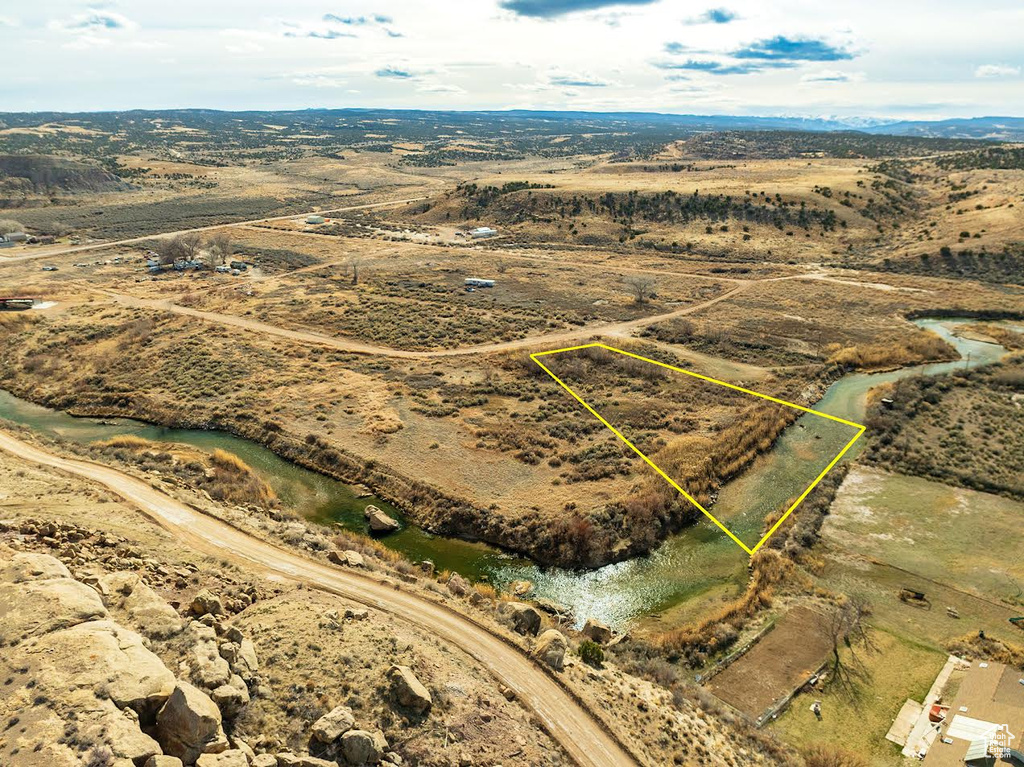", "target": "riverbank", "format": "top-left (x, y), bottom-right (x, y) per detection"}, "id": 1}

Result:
top-left (0, 317), bottom-right (1013, 631)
